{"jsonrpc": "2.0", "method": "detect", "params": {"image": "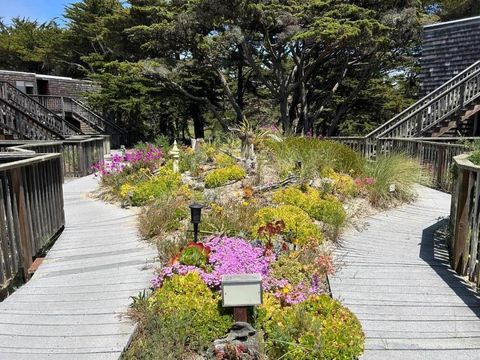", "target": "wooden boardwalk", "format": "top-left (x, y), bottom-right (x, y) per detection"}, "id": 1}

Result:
top-left (0, 175), bottom-right (156, 359)
top-left (331, 186), bottom-right (480, 360)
